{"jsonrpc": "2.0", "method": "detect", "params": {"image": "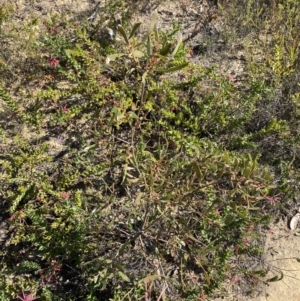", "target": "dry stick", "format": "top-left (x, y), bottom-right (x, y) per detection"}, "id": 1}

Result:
top-left (157, 259), bottom-right (169, 300)
top-left (130, 126), bottom-right (141, 176)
